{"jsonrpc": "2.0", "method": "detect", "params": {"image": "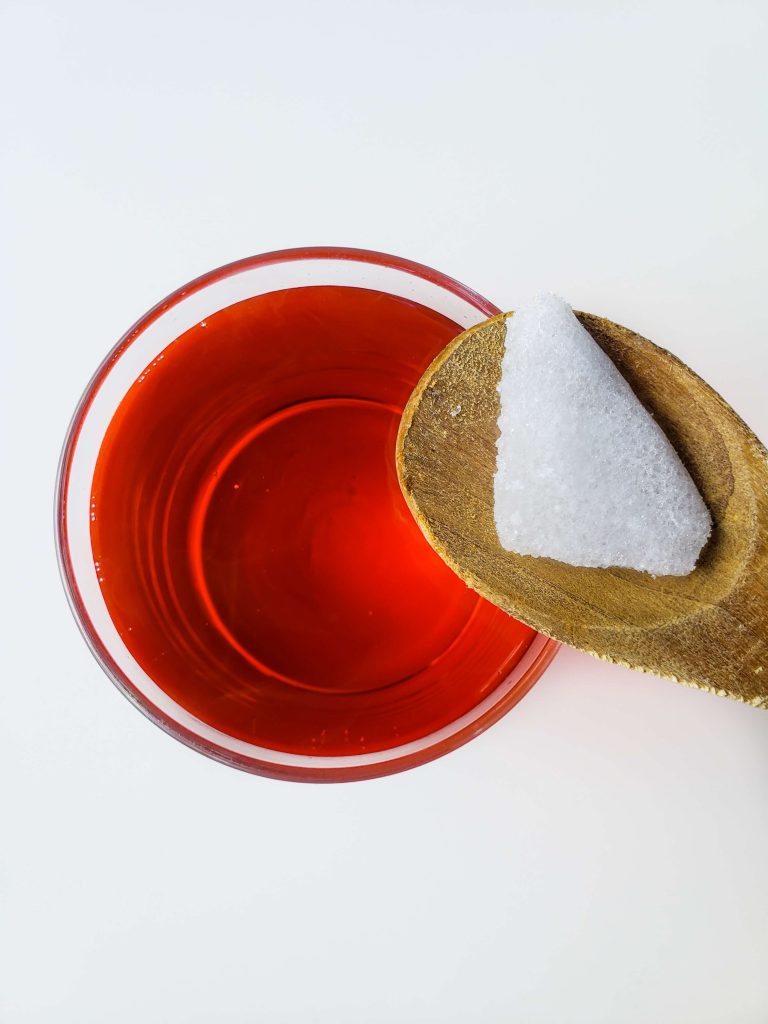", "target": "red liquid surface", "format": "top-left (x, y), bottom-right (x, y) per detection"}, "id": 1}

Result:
top-left (92, 286), bottom-right (535, 755)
